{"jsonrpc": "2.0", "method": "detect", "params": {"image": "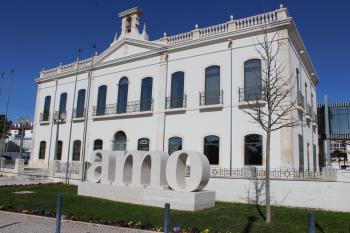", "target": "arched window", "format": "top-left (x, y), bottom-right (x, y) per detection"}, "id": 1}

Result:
top-left (244, 134), bottom-right (263, 165)
top-left (43, 96), bottom-right (51, 121)
top-left (244, 59), bottom-right (262, 101)
top-left (76, 89), bottom-right (86, 118)
top-left (168, 137), bottom-right (182, 155)
top-left (96, 85), bottom-right (107, 116)
top-left (203, 135), bottom-right (220, 165)
top-left (93, 139), bottom-right (103, 150)
top-left (170, 72), bottom-right (185, 108)
top-left (117, 77), bottom-right (129, 113)
top-left (205, 66), bottom-right (220, 105)
top-left (59, 93), bottom-right (67, 113)
top-left (38, 141), bottom-right (46, 159)
top-left (72, 140), bottom-right (81, 161)
top-left (138, 138), bottom-right (150, 151)
top-left (114, 131), bottom-right (127, 151)
top-left (55, 140), bottom-right (63, 160)
top-left (140, 77), bottom-right (153, 111)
